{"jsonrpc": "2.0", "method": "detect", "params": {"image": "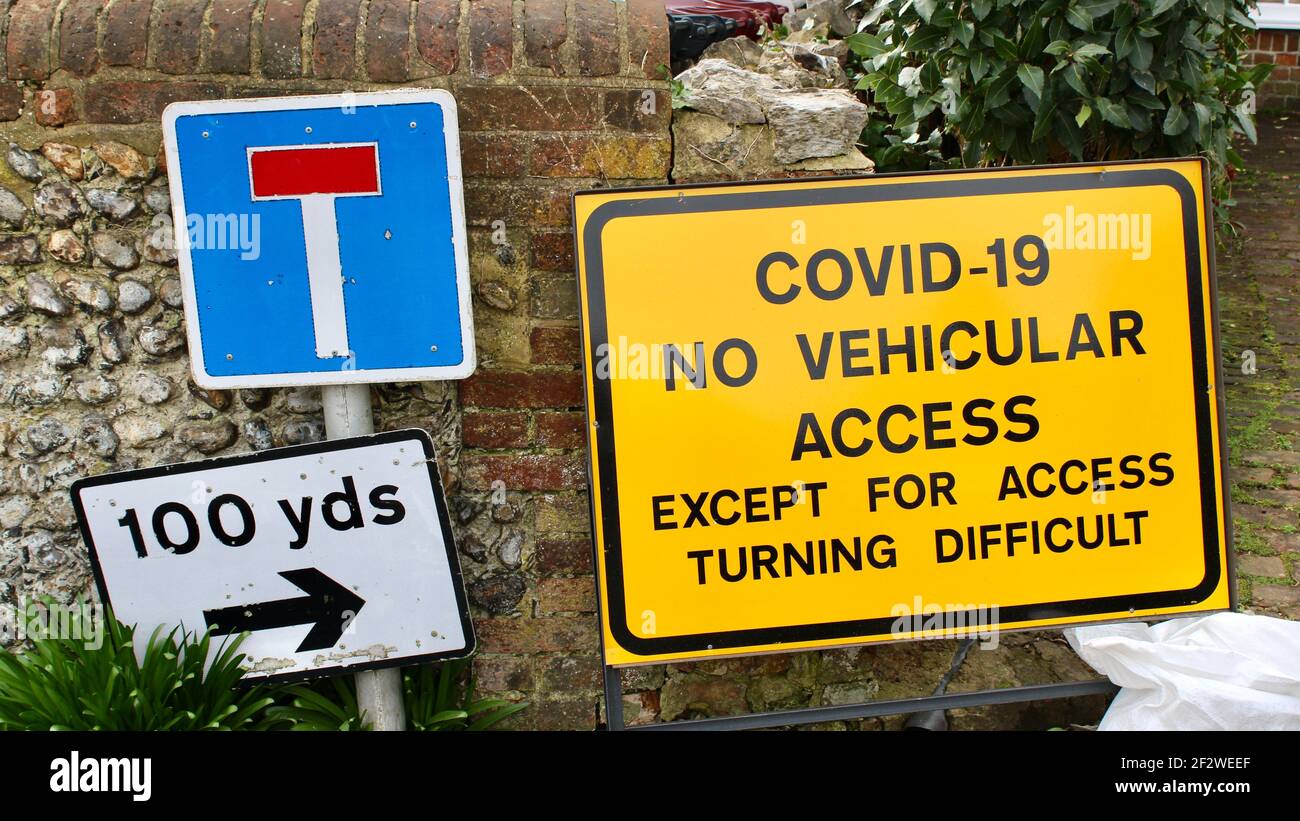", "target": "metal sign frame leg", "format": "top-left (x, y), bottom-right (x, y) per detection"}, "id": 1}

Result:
top-left (322, 384), bottom-right (407, 731)
top-left (602, 662), bottom-right (1116, 732)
